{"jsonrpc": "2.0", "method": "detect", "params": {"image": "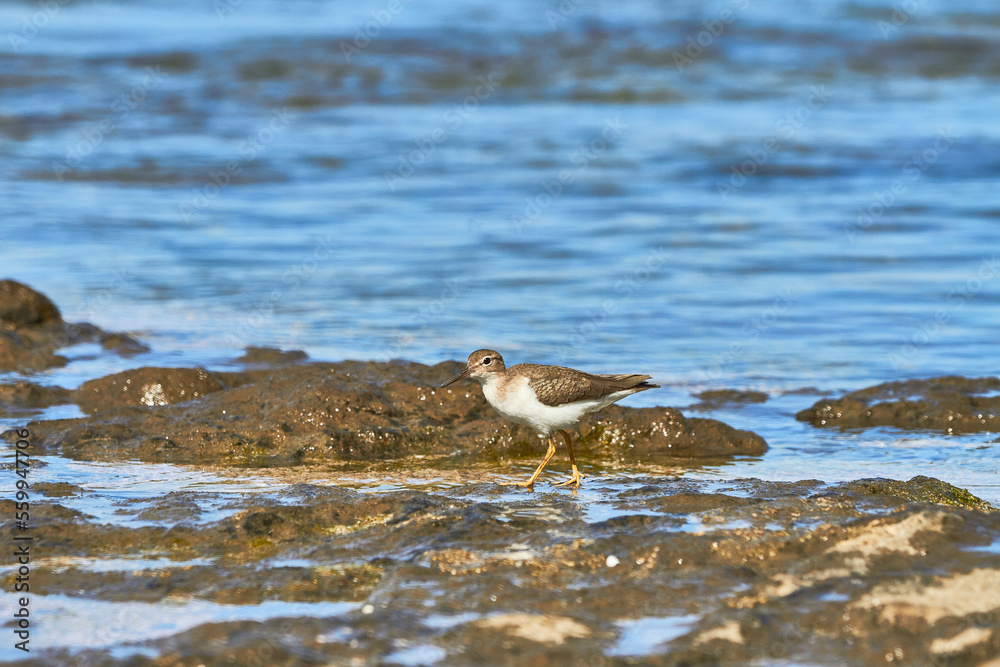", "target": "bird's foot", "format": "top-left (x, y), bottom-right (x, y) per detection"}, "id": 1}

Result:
top-left (552, 471), bottom-right (584, 488)
top-left (501, 480), bottom-right (536, 489)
